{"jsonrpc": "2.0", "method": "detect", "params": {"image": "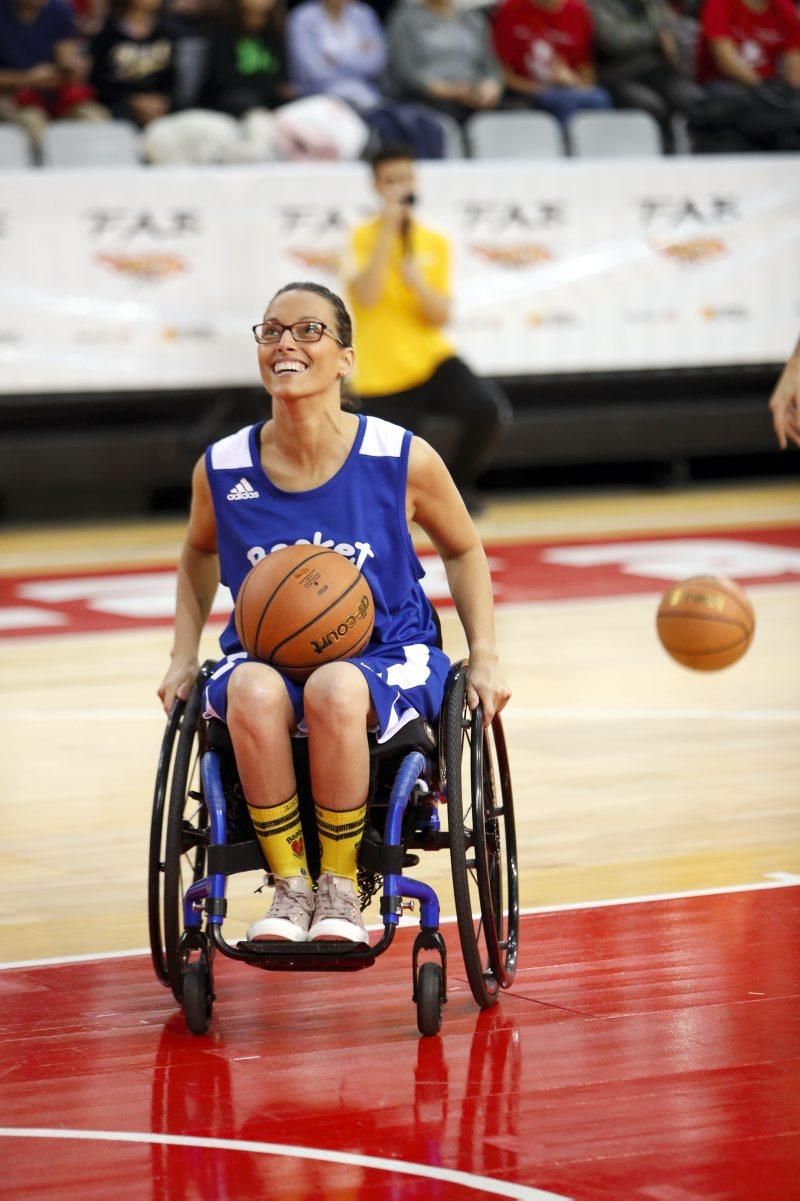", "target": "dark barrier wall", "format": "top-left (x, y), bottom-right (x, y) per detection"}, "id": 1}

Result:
top-left (0, 363), bottom-right (790, 522)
